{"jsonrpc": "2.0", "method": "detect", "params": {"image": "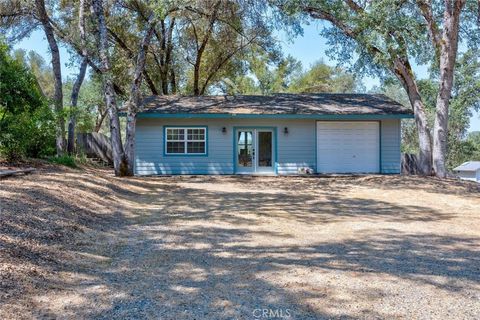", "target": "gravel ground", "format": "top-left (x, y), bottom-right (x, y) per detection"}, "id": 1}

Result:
top-left (1, 168), bottom-right (480, 319)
